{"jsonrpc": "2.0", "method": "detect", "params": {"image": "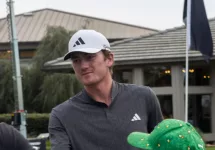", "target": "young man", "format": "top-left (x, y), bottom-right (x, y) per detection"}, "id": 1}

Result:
top-left (127, 119), bottom-right (205, 150)
top-left (48, 29), bottom-right (163, 150)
